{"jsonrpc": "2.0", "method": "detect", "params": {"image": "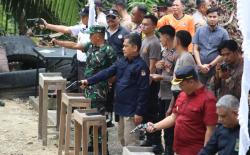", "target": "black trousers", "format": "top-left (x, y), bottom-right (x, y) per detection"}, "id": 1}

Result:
top-left (158, 99), bottom-right (174, 155)
top-left (143, 81), bottom-right (162, 145)
top-left (66, 54), bottom-right (86, 93)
